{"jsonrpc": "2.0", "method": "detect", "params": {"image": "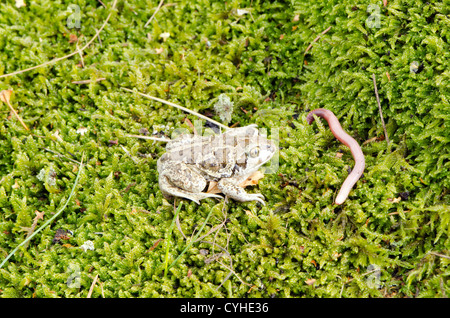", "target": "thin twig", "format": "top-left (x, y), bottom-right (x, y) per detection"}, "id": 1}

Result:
top-left (200, 240), bottom-right (235, 290)
top-left (176, 212), bottom-right (187, 240)
top-left (76, 41), bottom-right (85, 68)
top-left (42, 147), bottom-right (82, 165)
top-left (120, 145), bottom-right (138, 164)
top-left (98, 0), bottom-right (106, 8)
top-left (71, 78), bottom-right (106, 85)
top-left (94, 28), bottom-right (103, 47)
top-left (304, 26), bottom-right (332, 55)
top-left (372, 73), bottom-right (390, 146)
top-left (430, 252), bottom-right (450, 260)
top-left (0, 90), bottom-right (29, 130)
top-left (0, 0), bottom-right (118, 79)
top-left (121, 87), bottom-right (229, 130)
top-left (144, 0), bottom-right (164, 28)
top-left (22, 211), bottom-right (45, 249)
top-left (195, 220), bottom-right (227, 243)
top-left (87, 274), bottom-right (99, 298)
top-left (387, 209), bottom-right (411, 216)
top-left (125, 134), bottom-right (171, 142)
top-left (99, 280), bottom-right (105, 298)
top-left (216, 260), bottom-right (252, 288)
